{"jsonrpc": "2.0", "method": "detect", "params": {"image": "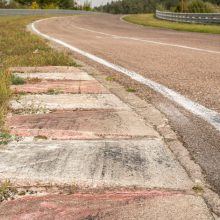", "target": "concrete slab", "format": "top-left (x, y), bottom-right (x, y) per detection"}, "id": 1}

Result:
top-left (7, 110), bottom-right (158, 139)
top-left (0, 139), bottom-right (192, 189)
top-left (11, 80), bottom-right (109, 94)
top-left (10, 66), bottom-right (83, 73)
top-left (0, 192), bottom-right (212, 220)
top-left (10, 94), bottom-right (130, 111)
top-left (13, 72), bottom-right (94, 81)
